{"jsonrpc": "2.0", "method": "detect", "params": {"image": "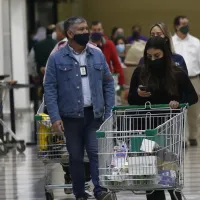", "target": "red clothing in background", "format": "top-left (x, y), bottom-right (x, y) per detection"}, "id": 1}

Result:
top-left (102, 39), bottom-right (125, 85)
